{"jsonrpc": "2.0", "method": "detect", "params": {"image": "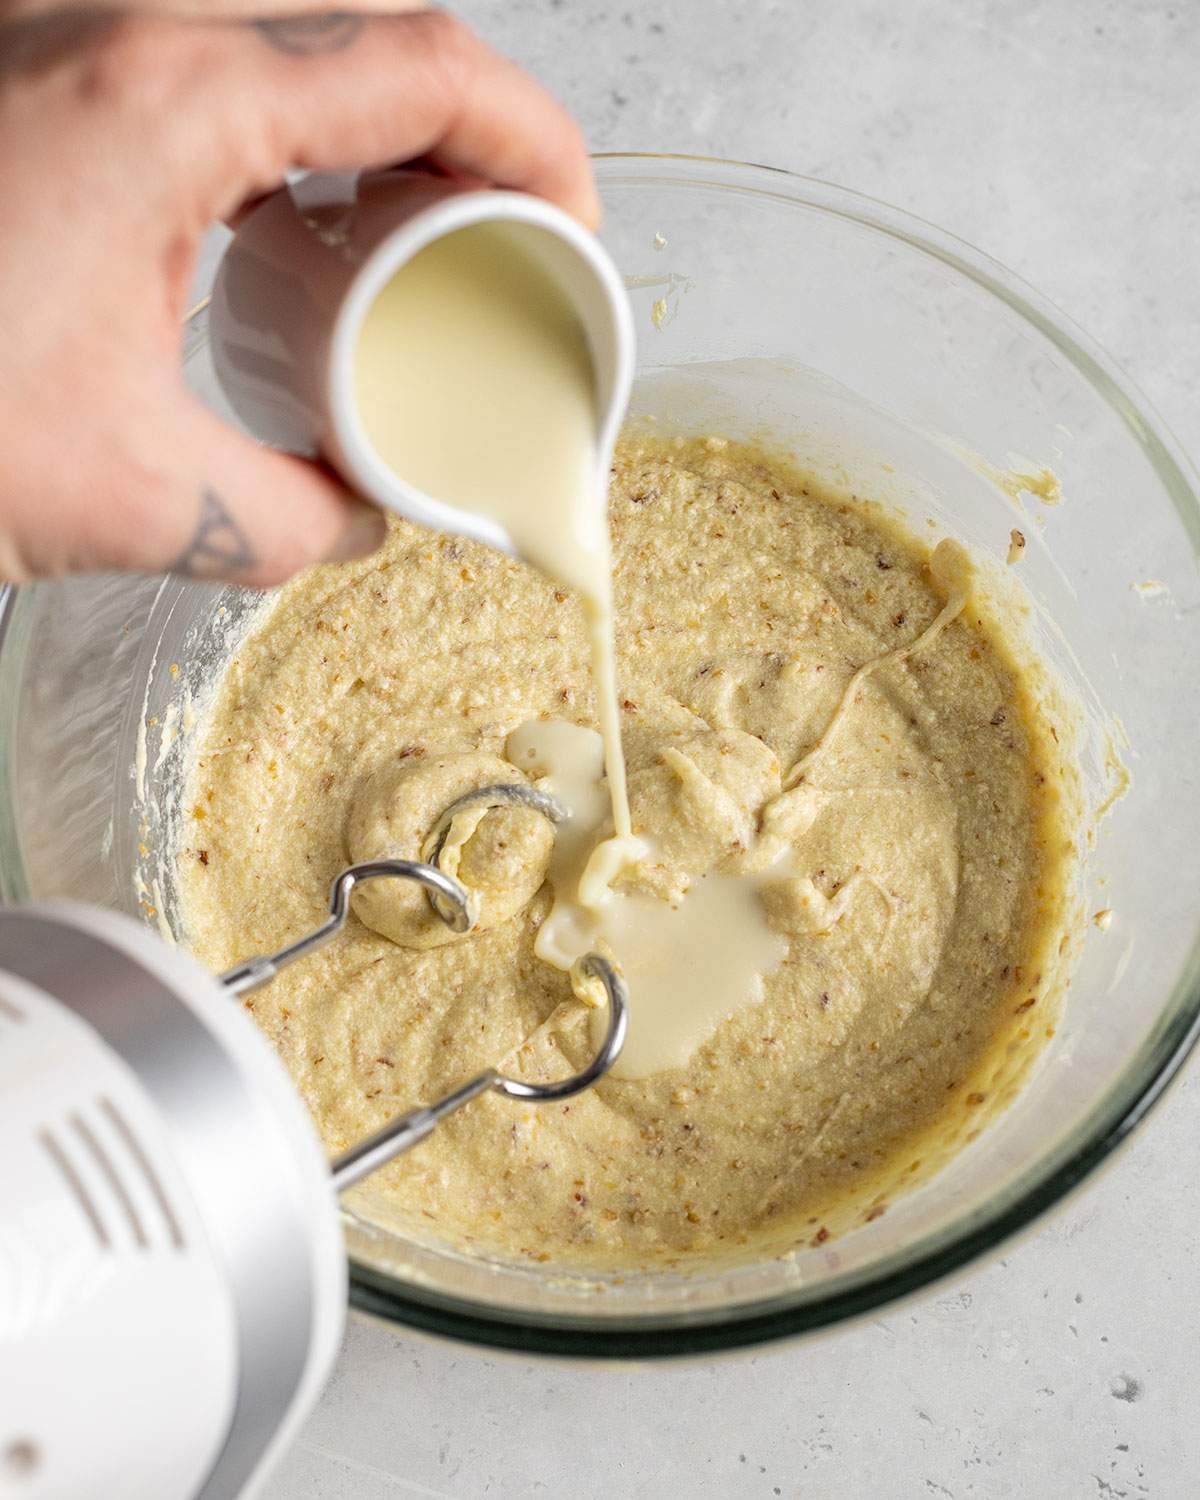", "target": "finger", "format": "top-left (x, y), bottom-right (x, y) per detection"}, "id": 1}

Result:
top-left (104, 400), bottom-right (388, 587)
top-left (1, 0), bottom-right (427, 17)
top-left (224, 156), bottom-right (486, 231)
top-left (224, 191), bottom-right (271, 230)
top-left (199, 10), bottom-right (599, 228)
top-left (192, 0), bottom-right (427, 12)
